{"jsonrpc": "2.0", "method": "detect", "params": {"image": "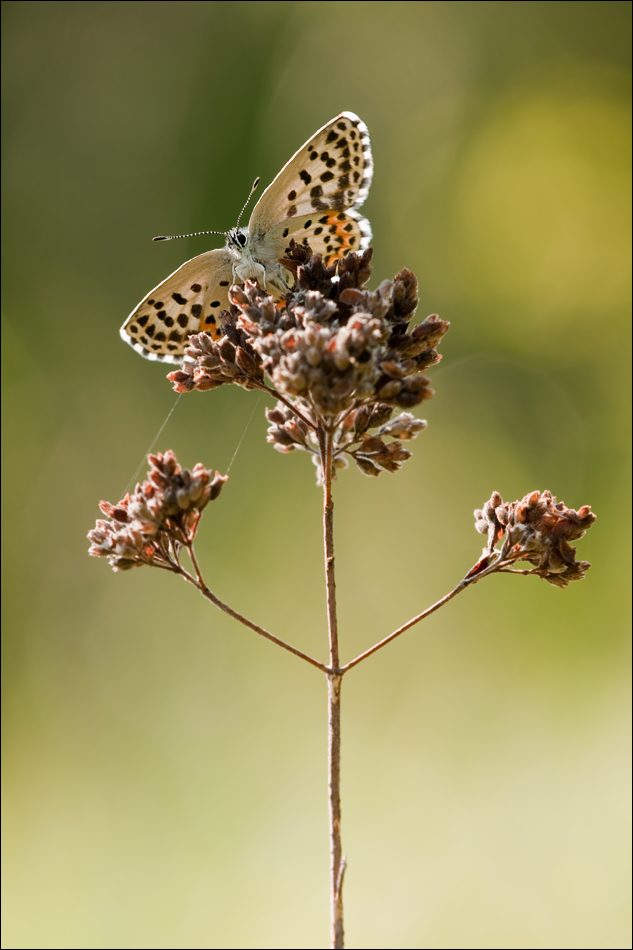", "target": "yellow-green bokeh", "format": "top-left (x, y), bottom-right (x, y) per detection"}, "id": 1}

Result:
top-left (2, 2), bottom-right (630, 948)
